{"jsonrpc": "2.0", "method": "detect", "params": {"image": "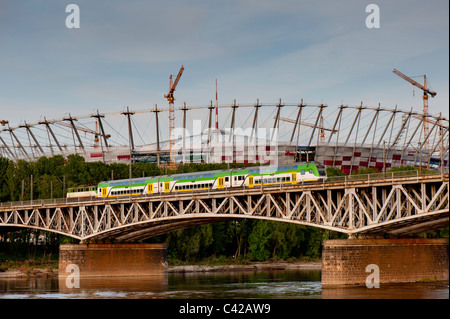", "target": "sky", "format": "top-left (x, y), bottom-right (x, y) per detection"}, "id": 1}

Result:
top-left (0, 0), bottom-right (448, 128)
